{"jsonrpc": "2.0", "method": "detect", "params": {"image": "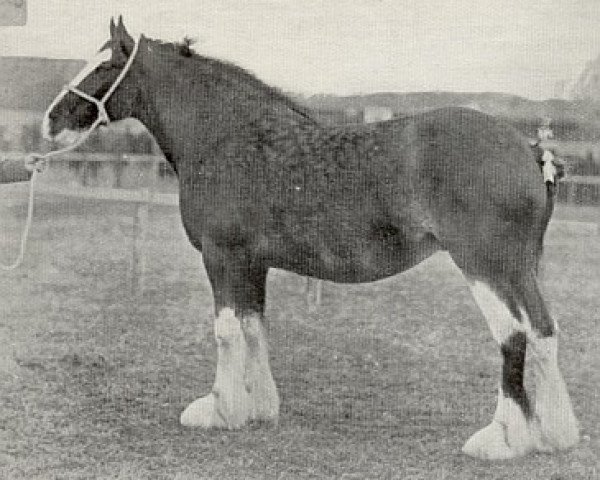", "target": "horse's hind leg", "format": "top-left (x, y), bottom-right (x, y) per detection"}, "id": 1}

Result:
top-left (461, 273), bottom-right (578, 459)
top-left (462, 278), bottom-right (536, 459)
top-left (180, 242), bottom-right (279, 428)
top-left (520, 274), bottom-right (579, 452)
